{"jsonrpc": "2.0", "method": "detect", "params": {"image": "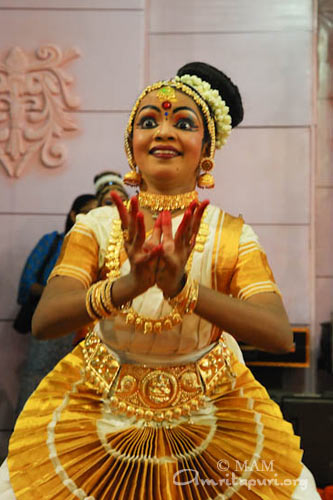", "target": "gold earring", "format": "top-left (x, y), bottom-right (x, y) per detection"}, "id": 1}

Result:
top-left (124, 167), bottom-right (142, 187)
top-left (124, 133), bottom-right (142, 187)
top-left (197, 158), bottom-right (215, 189)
